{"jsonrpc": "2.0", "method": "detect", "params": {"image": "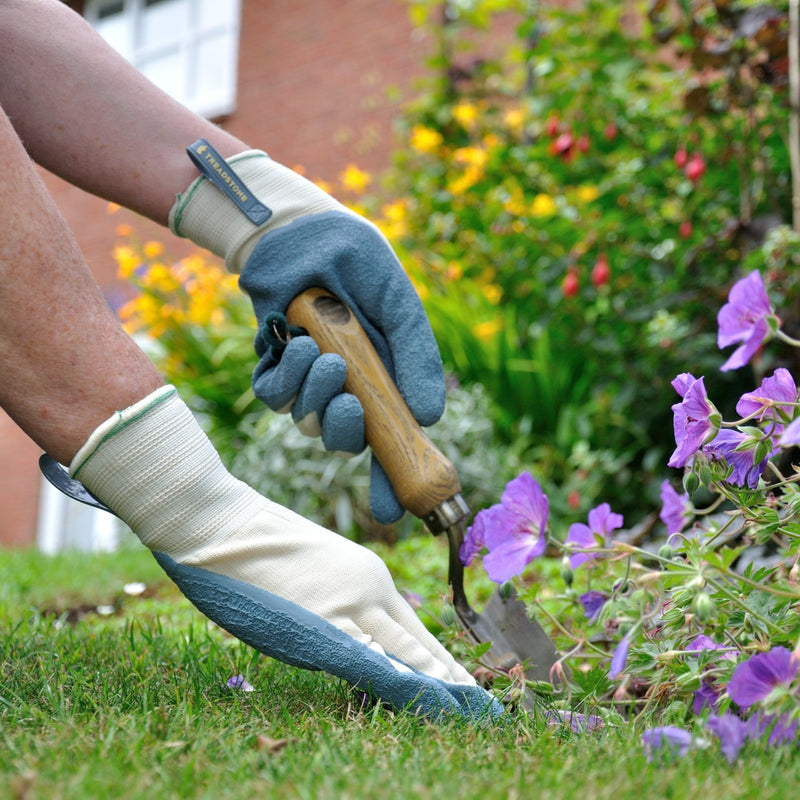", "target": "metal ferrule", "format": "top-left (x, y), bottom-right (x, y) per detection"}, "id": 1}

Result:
top-left (421, 492), bottom-right (470, 535)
